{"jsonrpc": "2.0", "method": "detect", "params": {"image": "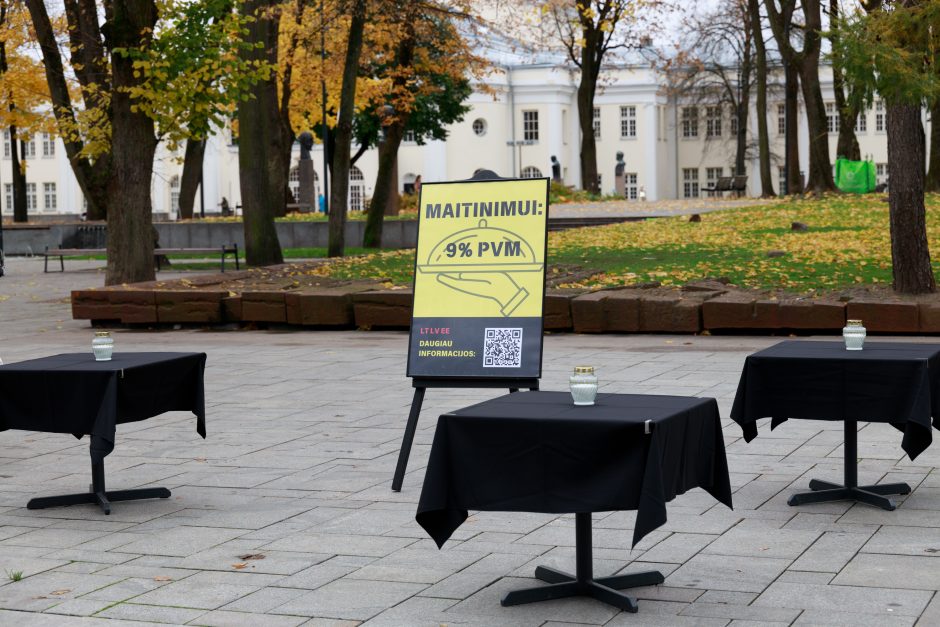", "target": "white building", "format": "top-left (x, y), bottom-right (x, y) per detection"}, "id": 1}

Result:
top-left (0, 57), bottom-right (917, 220)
